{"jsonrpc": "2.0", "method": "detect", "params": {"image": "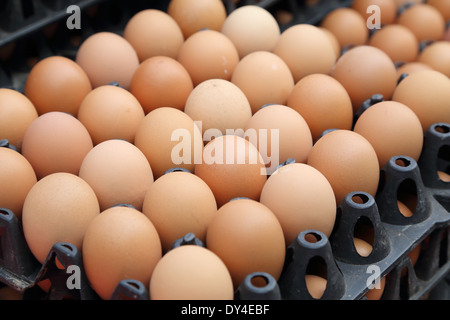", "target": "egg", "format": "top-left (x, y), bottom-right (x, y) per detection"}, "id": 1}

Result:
top-left (287, 73), bottom-right (353, 142)
top-left (82, 205), bottom-right (162, 300)
top-left (396, 3), bottom-right (446, 42)
top-left (184, 78), bottom-right (252, 139)
top-left (305, 275), bottom-right (327, 299)
top-left (142, 171), bottom-right (217, 253)
top-left (353, 101), bottom-right (424, 168)
top-left (22, 172), bottom-right (100, 264)
top-left (0, 147), bottom-right (37, 219)
top-left (221, 5), bottom-right (280, 59)
top-left (76, 32), bottom-right (140, 89)
top-left (149, 245), bottom-right (234, 300)
top-left (272, 24), bottom-right (336, 83)
top-left (427, 0), bottom-right (450, 21)
top-left (194, 135), bottom-right (267, 207)
top-left (230, 51), bottom-right (295, 115)
top-left (0, 88), bottom-right (38, 151)
top-left (21, 111), bottom-right (93, 180)
top-left (396, 61), bottom-right (433, 79)
top-left (418, 41), bottom-right (450, 78)
top-left (307, 130), bottom-right (380, 206)
top-left (244, 104), bottom-right (313, 173)
top-left (351, 0), bottom-right (398, 26)
top-left (392, 69), bottom-right (450, 132)
top-left (319, 27), bottom-right (341, 59)
top-left (393, 0), bottom-right (422, 8)
top-left (134, 107), bottom-right (203, 179)
top-left (123, 9), bottom-right (184, 62)
top-left (167, 0), bottom-right (227, 39)
top-left (320, 7), bottom-right (369, 49)
top-left (369, 24), bottom-right (419, 63)
top-left (331, 45), bottom-right (398, 113)
top-left (130, 56), bottom-right (193, 114)
top-left (260, 163), bottom-right (336, 247)
top-left (206, 198), bottom-right (285, 289)
top-left (24, 56), bottom-right (92, 116)
top-left (77, 85), bottom-right (145, 145)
